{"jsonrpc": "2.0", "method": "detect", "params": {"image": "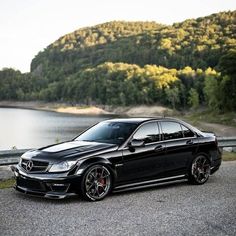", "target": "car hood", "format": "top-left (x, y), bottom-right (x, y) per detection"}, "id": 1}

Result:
top-left (21, 140), bottom-right (118, 163)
